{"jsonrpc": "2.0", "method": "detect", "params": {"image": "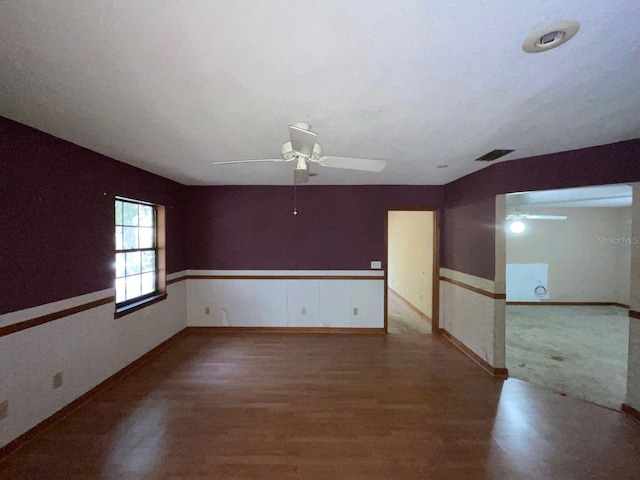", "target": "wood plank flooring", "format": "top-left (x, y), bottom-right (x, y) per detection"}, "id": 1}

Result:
top-left (2, 331), bottom-right (640, 479)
